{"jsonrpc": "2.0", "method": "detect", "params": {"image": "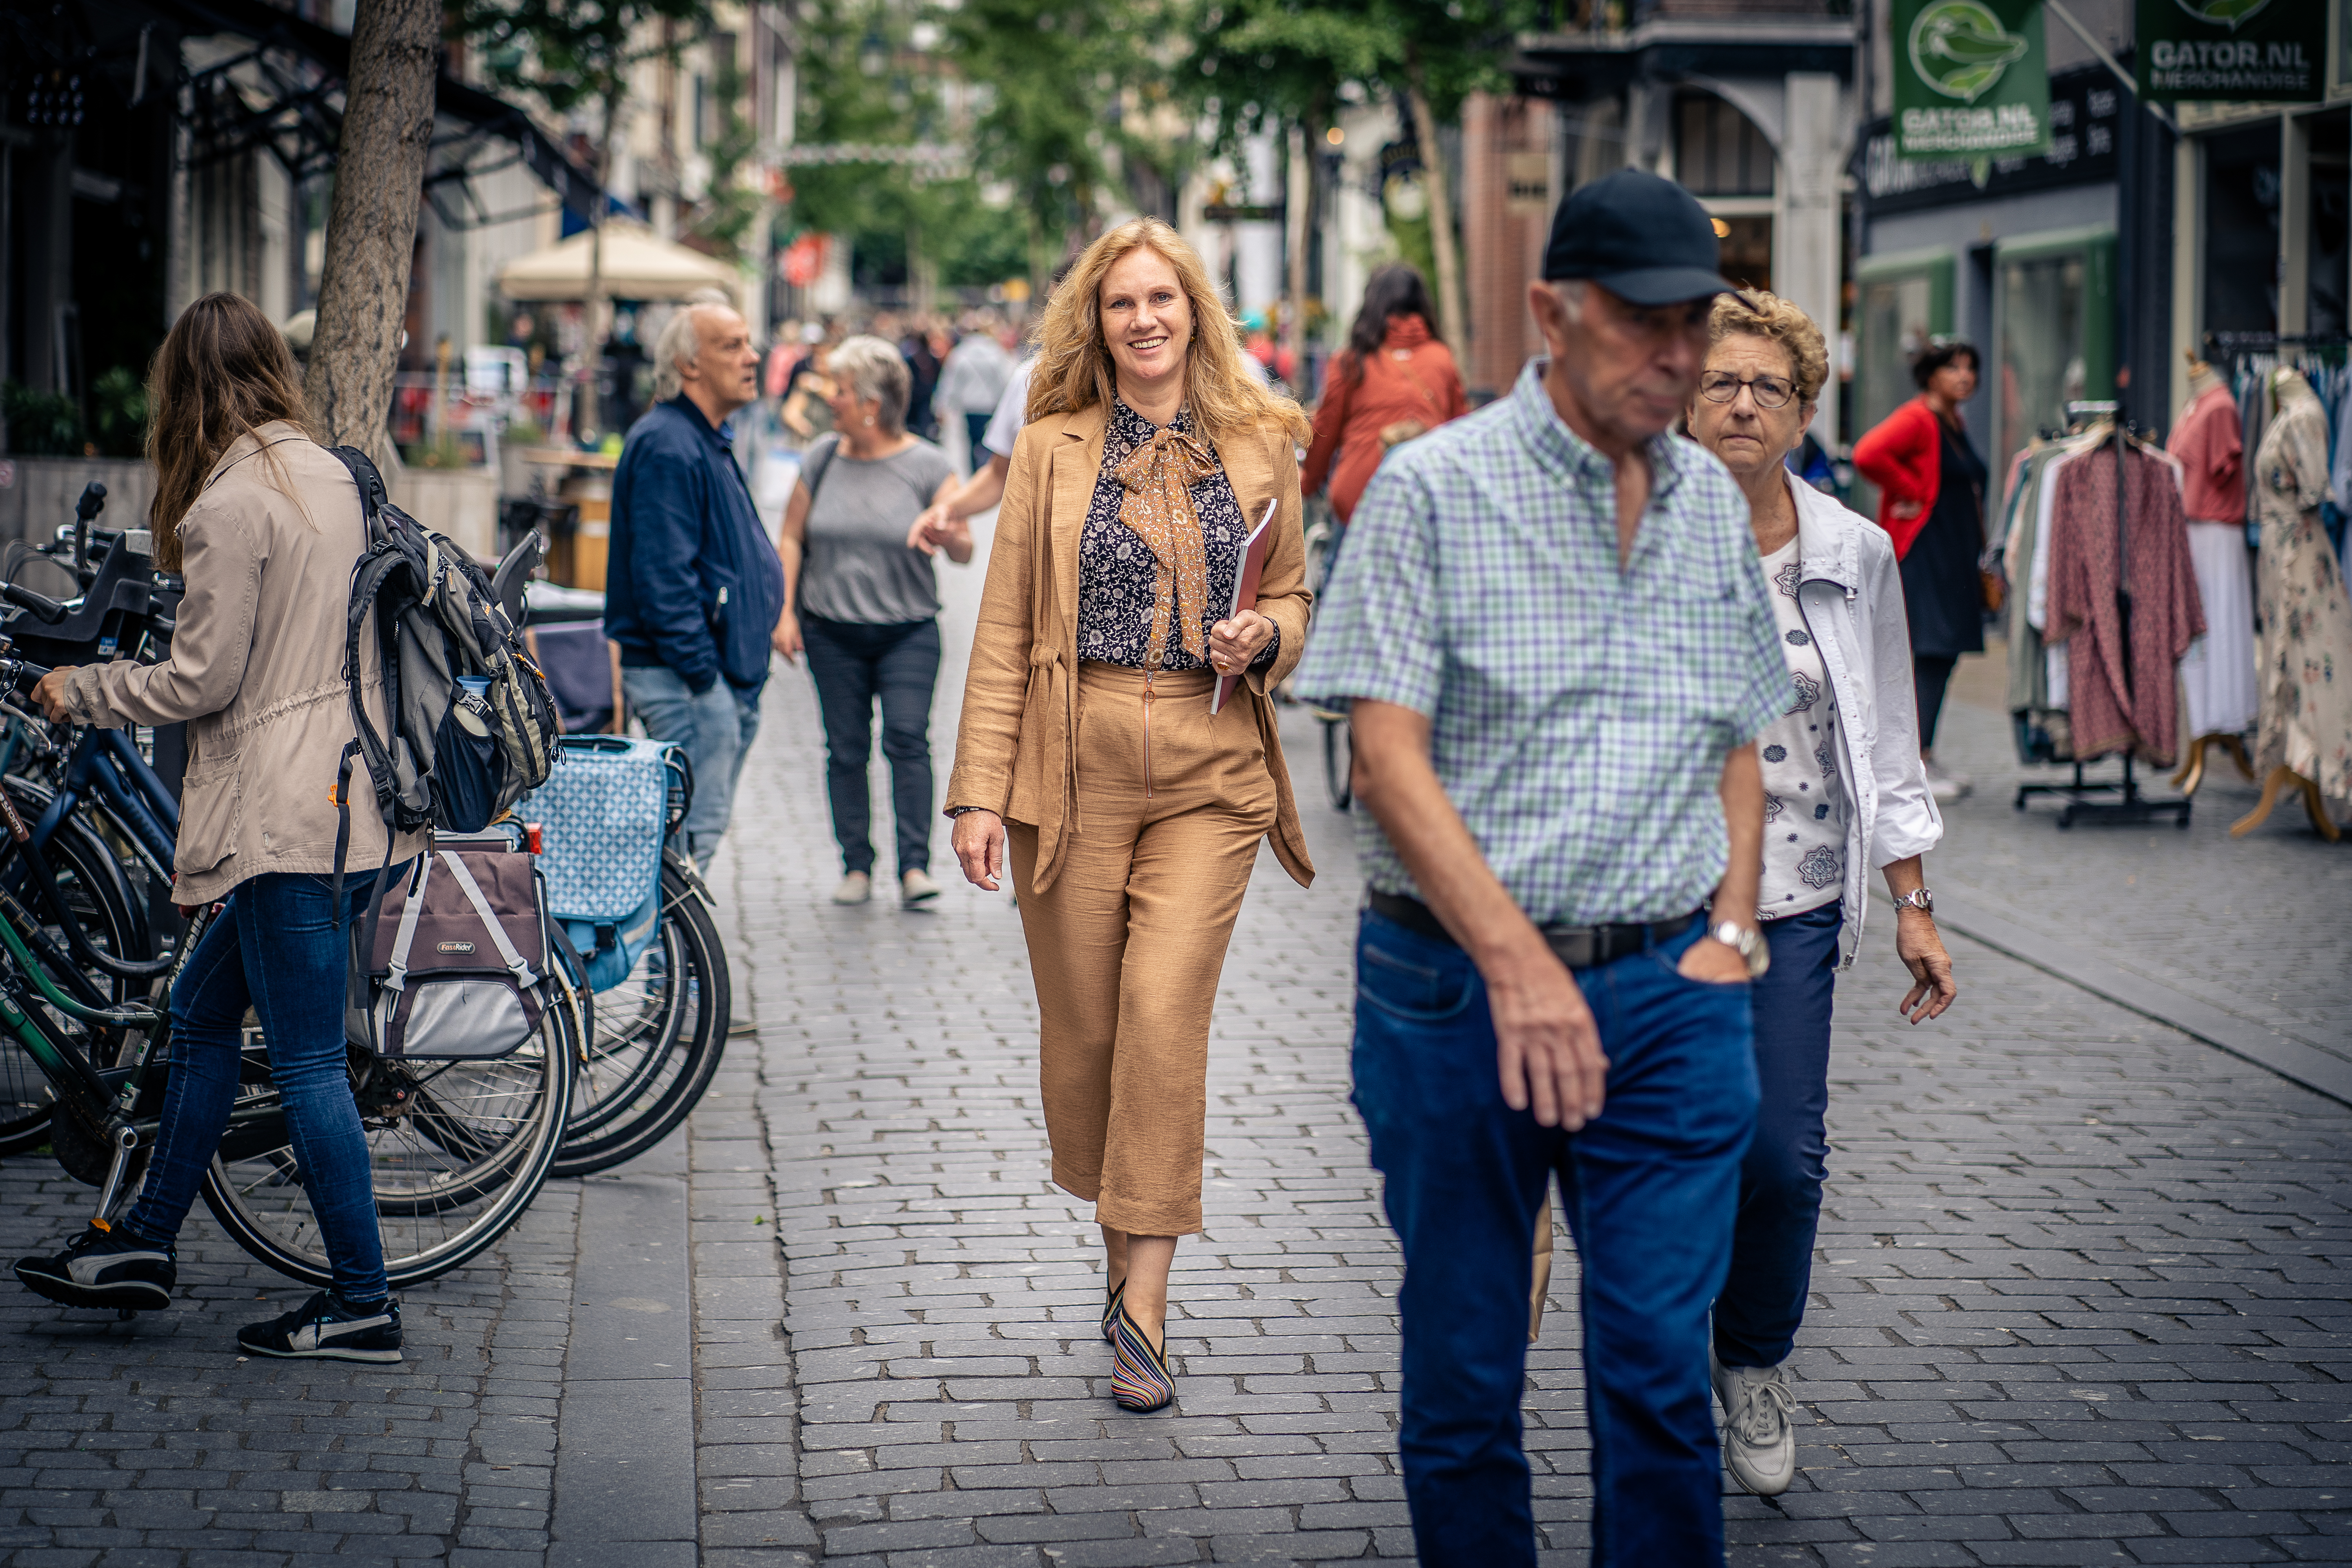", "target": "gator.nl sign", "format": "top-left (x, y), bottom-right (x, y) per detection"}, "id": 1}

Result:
top-left (2137, 0), bottom-right (2325, 103)
top-left (1893, 0), bottom-right (2054, 162)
